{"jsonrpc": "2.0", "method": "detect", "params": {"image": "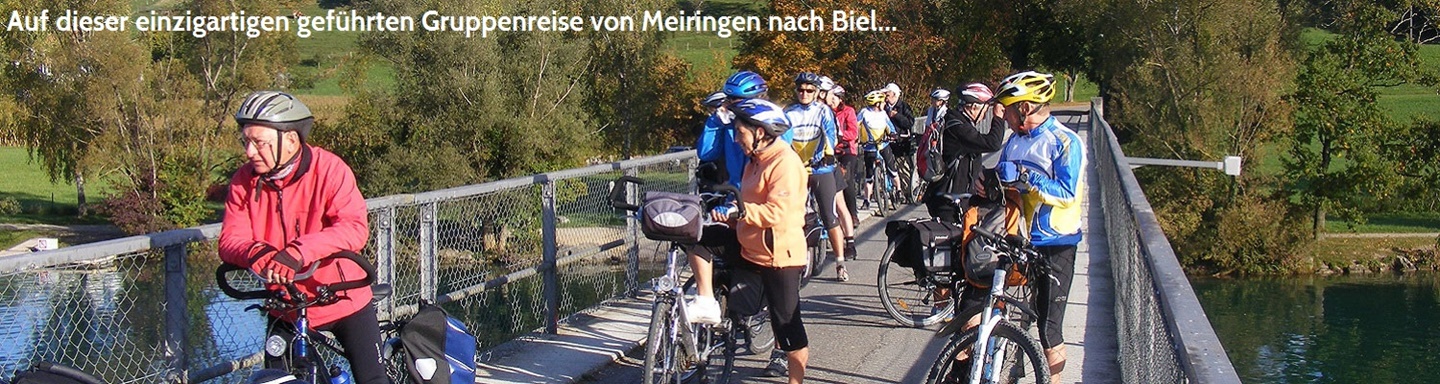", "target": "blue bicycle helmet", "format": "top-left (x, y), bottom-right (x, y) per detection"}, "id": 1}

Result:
top-left (723, 71), bottom-right (768, 99)
top-left (730, 99), bottom-right (790, 137)
top-left (794, 72), bottom-right (822, 86)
